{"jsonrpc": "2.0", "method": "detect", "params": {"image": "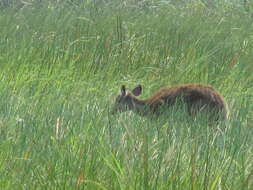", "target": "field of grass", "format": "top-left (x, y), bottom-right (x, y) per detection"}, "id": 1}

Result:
top-left (0, 0), bottom-right (252, 189)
